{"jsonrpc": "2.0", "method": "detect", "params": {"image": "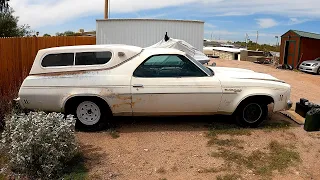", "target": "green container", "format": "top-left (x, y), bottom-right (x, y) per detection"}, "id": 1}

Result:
top-left (304, 108), bottom-right (320, 132)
